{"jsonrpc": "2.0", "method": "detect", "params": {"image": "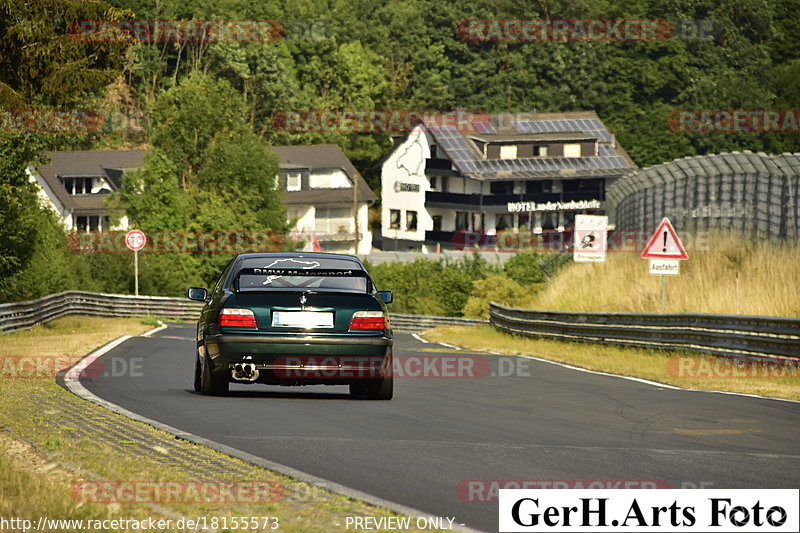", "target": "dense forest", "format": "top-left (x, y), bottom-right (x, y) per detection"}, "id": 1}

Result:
top-left (1, 0), bottom-right (799, 302)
